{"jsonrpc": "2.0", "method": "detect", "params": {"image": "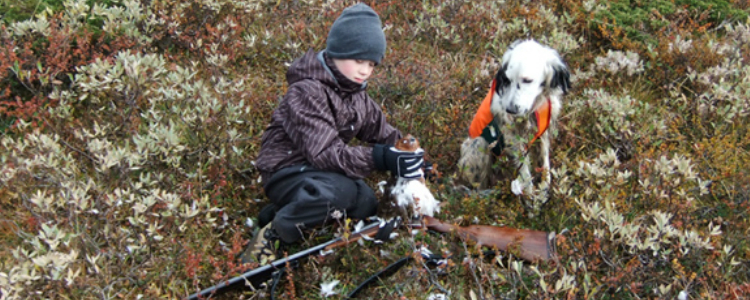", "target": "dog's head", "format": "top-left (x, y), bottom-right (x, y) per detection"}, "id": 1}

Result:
top-left (492, 39), bottom-right (570, 116)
